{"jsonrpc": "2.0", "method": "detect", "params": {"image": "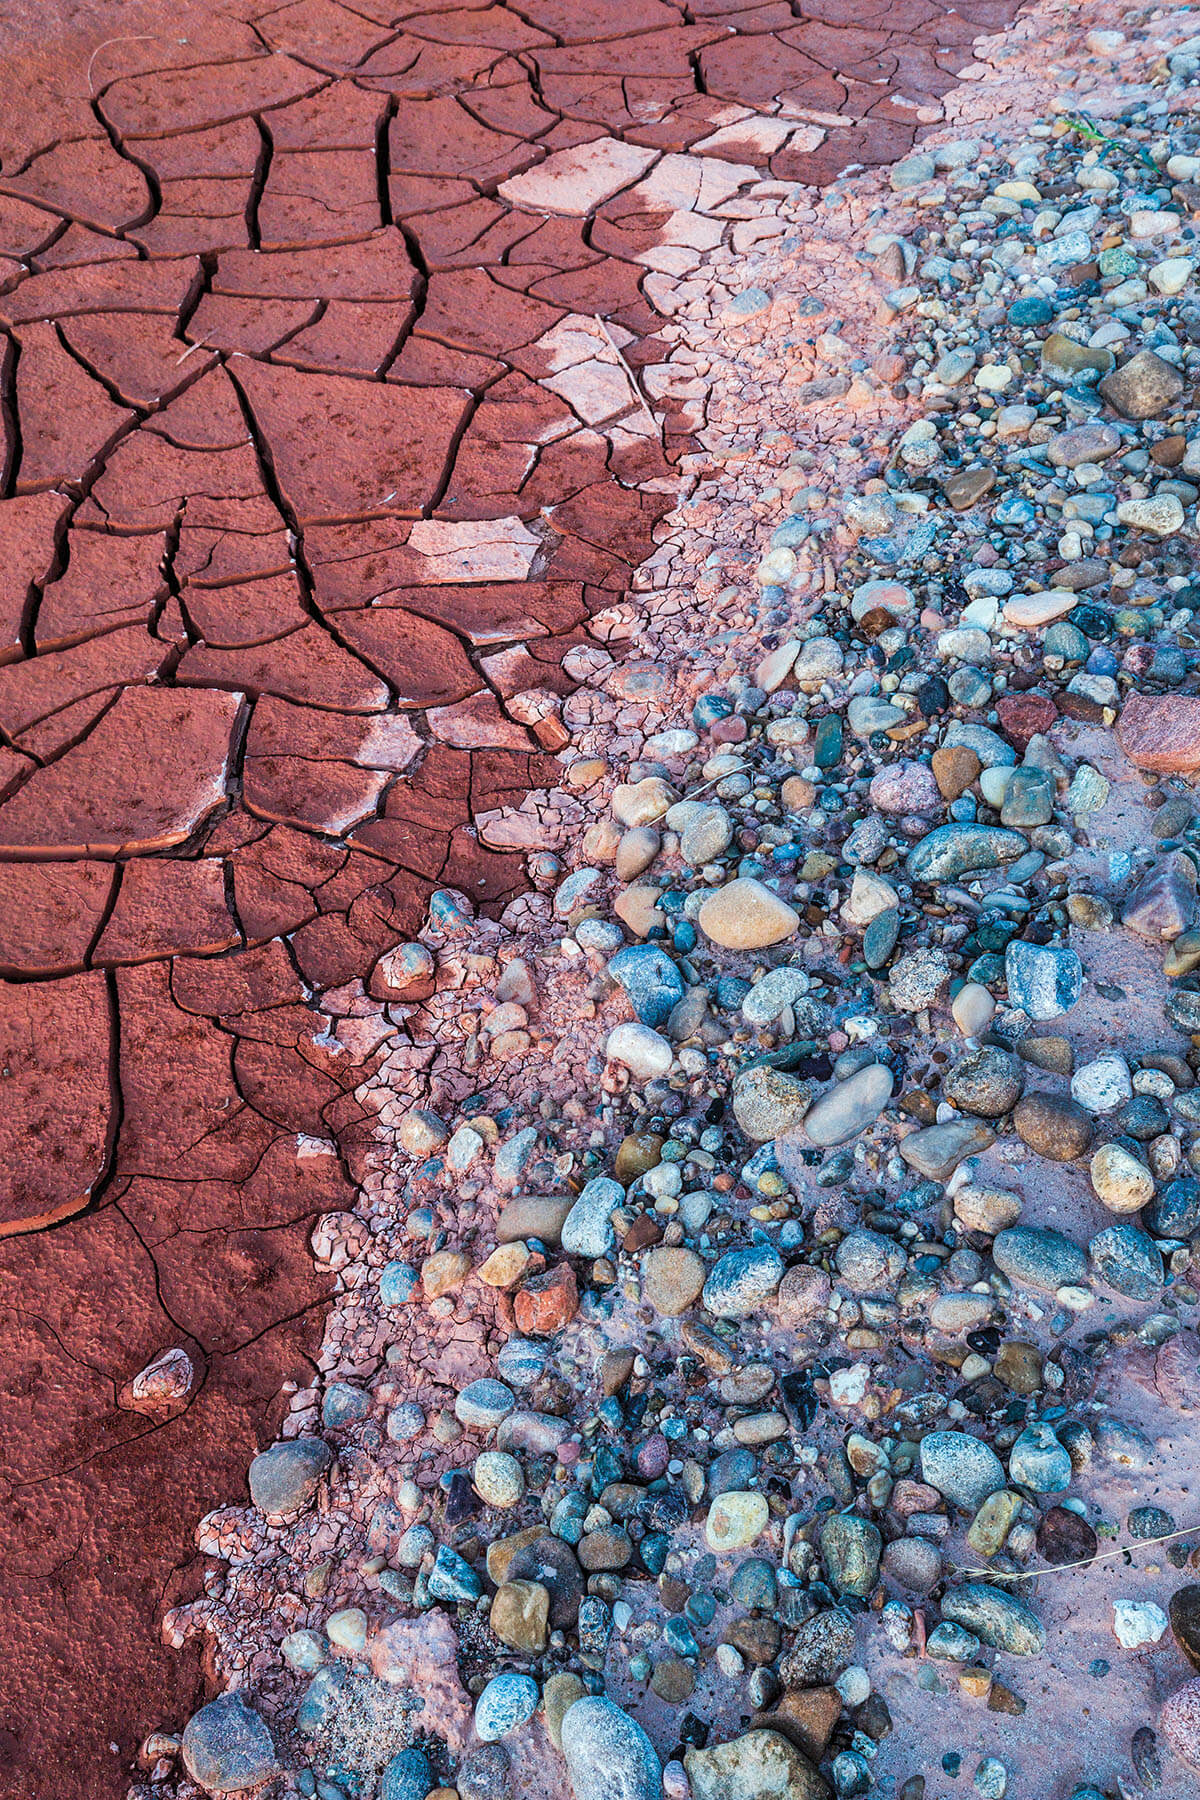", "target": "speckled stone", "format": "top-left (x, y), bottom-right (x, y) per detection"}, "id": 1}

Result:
top-left (703, 1245), bottom-right (785, 1318)
top-left (686, 1730), bottom-right (828, 1800)
top-left (920, 1431), bottom-right (1006, 1511)
top-left (992, 1225), bottom-right (1088, 1293)
top-left (1160, 1677), bottom-right (1200, 1772)
top-left (181, 1694), bottom-right (278, 1795)
top-left (475, 1673), bottom-right (540, 1742)
top-left (560, 1699), bottom-right (662, 1800)
top-left (940, 1584), bottom-right (1046, 1654)
top-left (248, 1438), bottom-right (332, 1520)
